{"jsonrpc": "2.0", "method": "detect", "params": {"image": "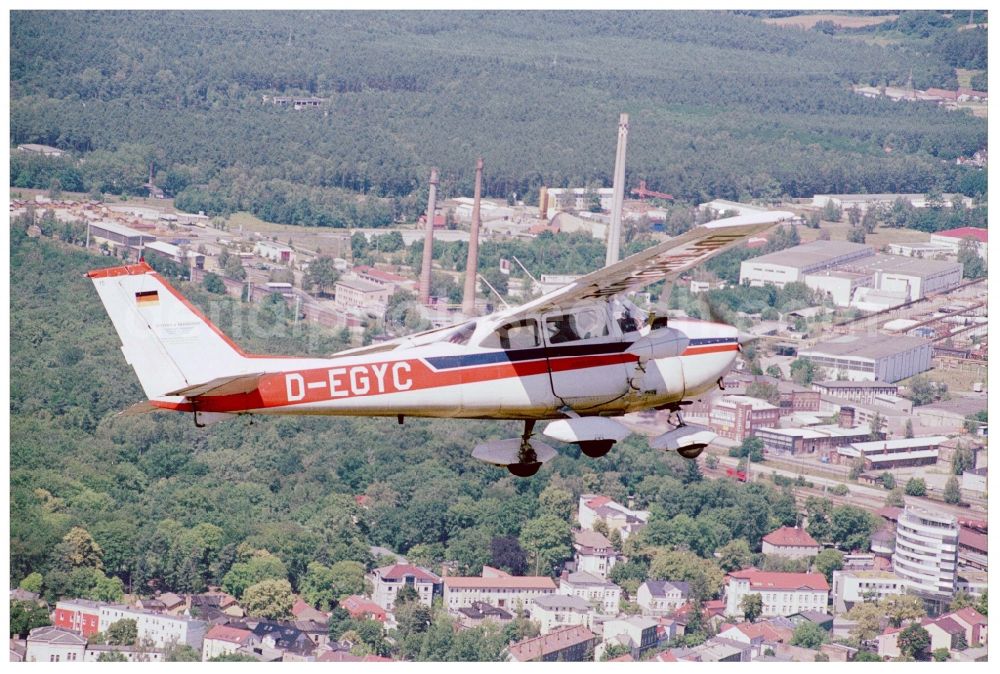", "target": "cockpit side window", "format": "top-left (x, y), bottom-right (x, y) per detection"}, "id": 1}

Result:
top-left (480, 319), bottom-right (540, 350)
top-left (545, 308), bottom-right (610, 344)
